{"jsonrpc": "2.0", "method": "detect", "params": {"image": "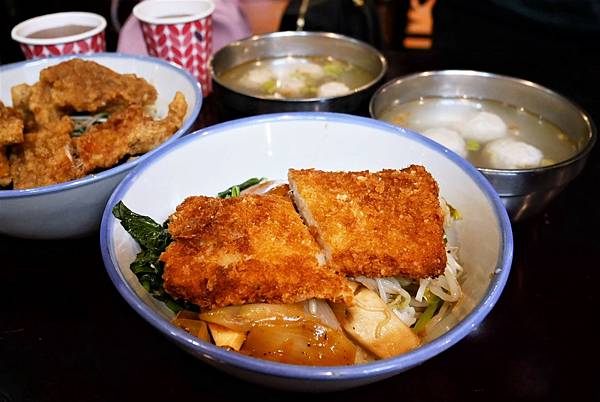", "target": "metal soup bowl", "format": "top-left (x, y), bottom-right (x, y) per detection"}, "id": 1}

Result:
top-left (369, 70), bottom-right (596, 221)
top-left (210, 31), bottom-right (387, 116)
